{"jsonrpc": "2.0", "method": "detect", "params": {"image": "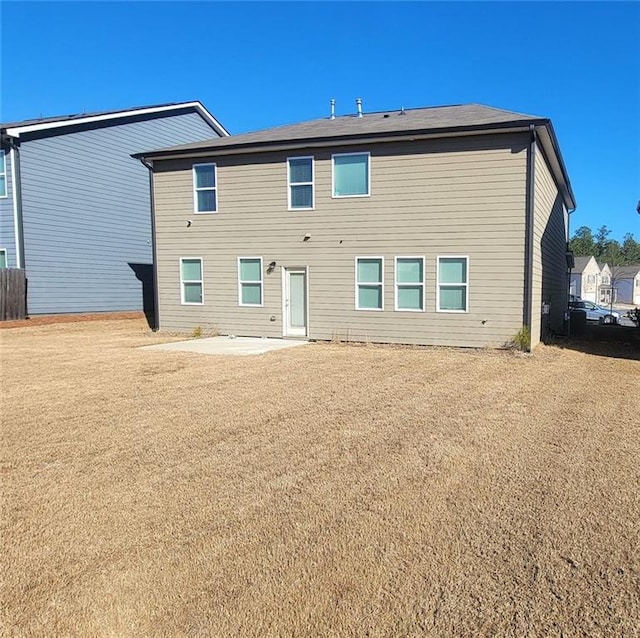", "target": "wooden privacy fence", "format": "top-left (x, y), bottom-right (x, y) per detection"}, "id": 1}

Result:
top-left (0, 269), bottom-right (27, 321)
